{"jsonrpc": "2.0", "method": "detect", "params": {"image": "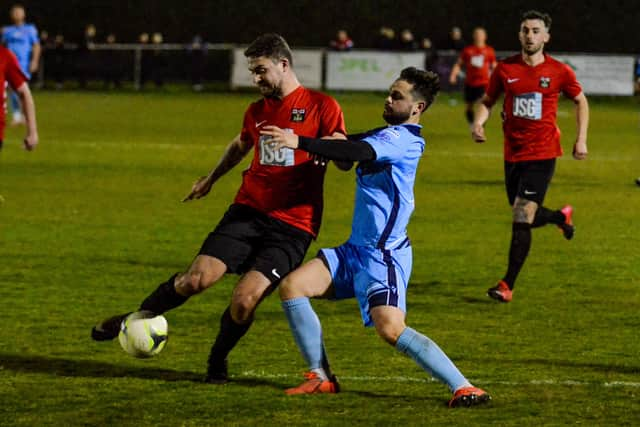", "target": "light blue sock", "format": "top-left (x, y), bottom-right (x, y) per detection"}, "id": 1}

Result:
top-left (396, 327), bottom-right (471, 392)
top-left (282, 297), bottom-right (331, 378)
